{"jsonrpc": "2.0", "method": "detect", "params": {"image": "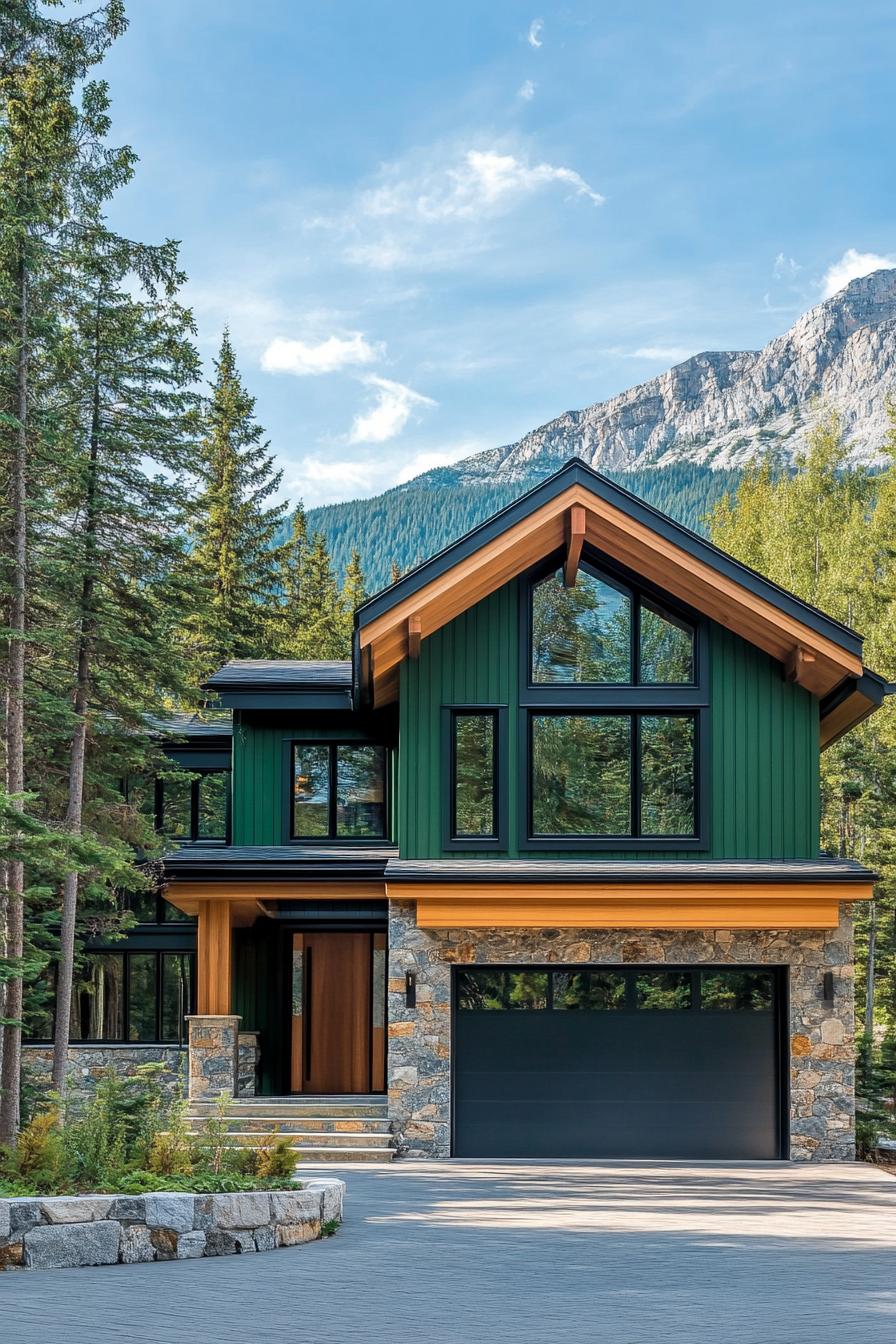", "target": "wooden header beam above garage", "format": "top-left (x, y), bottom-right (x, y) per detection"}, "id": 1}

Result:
top-left (355, 460), bottom-right (878, 734)
top-left (391, 880), bottom-right (873, 930)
